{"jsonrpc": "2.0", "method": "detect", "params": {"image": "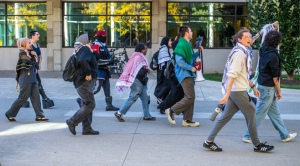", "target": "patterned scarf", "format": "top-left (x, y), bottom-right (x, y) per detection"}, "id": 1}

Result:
top-left (158, 45), bottom-right (170, 67)
top-left (115, 52), bottom-right (148, 96)
top-left (221, 42), bottom-right (252, 95)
